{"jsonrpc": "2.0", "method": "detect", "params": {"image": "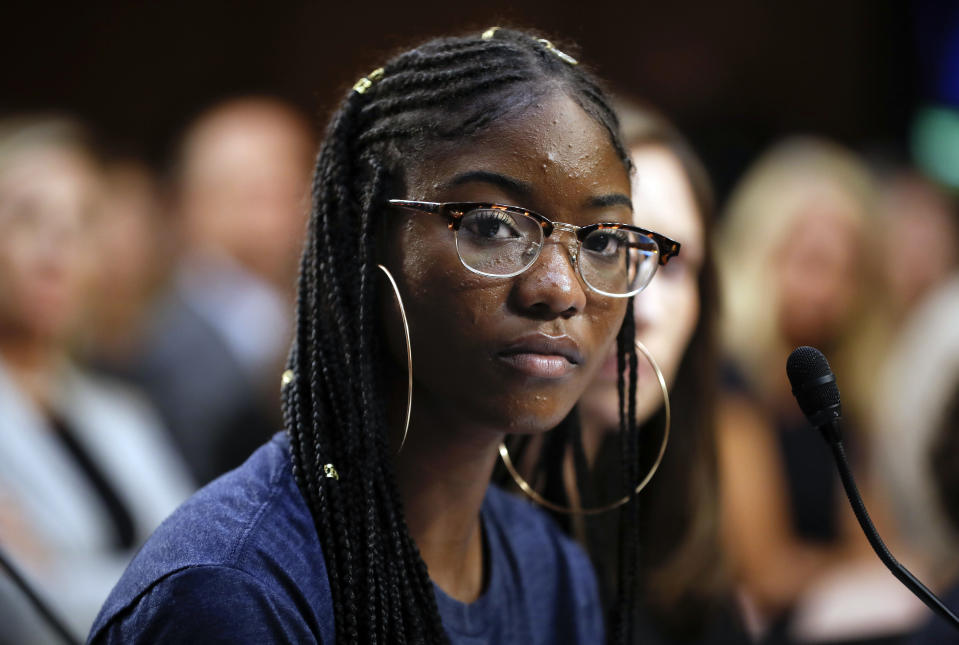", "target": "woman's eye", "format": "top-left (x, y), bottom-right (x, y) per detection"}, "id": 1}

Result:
top-left (583, 230), bottom-right (625, 256)
top-left (462, 210), bottom-right (522, 240)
